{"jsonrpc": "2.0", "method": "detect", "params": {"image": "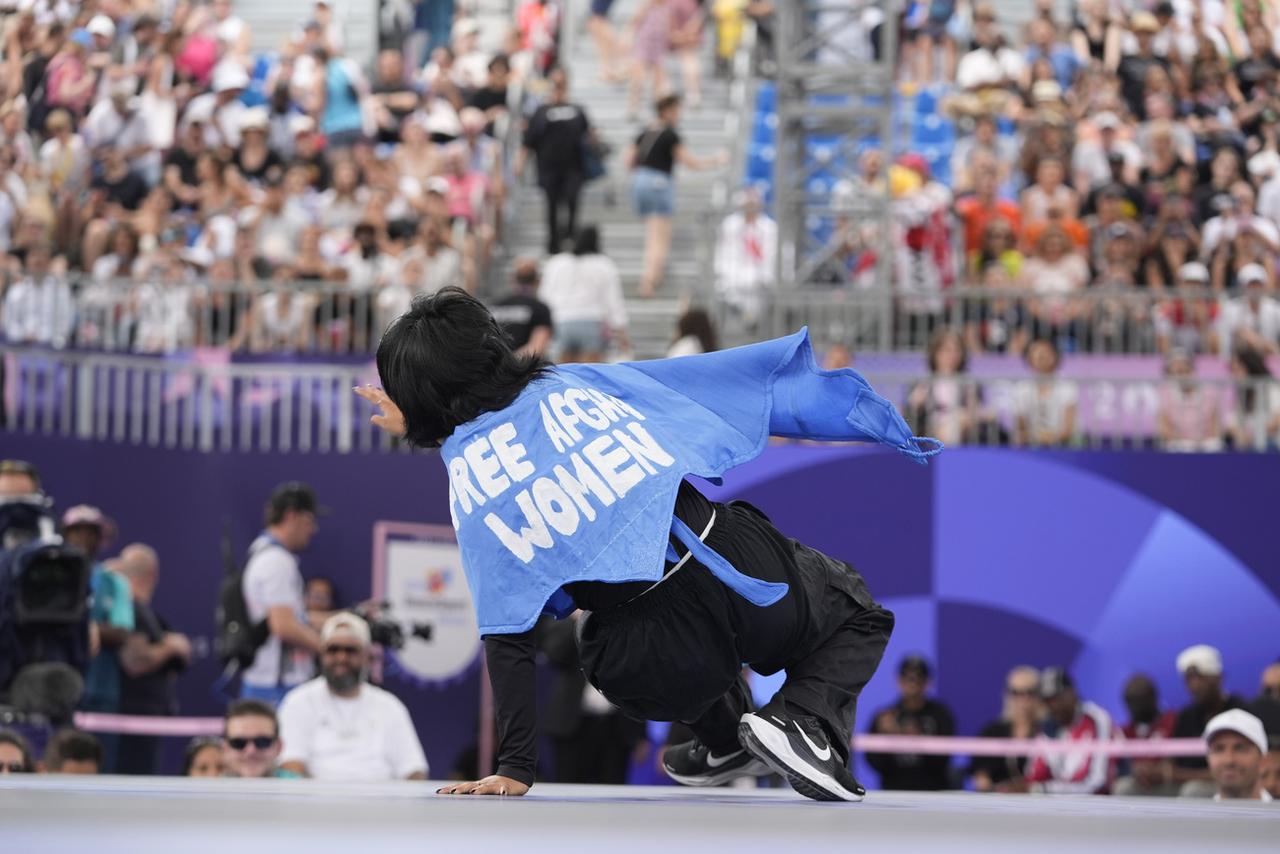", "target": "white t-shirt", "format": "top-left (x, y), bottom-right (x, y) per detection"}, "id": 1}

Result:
top-left (278, 677), bottom-right (429, 781)
top-left (540, 253), bottom-right (628, 327)
top-left (242, 535), bottom-right (315, 689)
top-left (1012, 379), bottom-right (1078, 441)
